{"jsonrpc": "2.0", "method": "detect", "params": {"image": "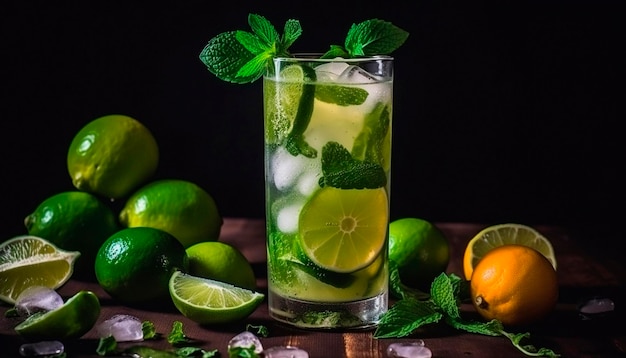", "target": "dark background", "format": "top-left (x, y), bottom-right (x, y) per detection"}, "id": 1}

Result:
top-left (2, 1), bottom-right (623, 241)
